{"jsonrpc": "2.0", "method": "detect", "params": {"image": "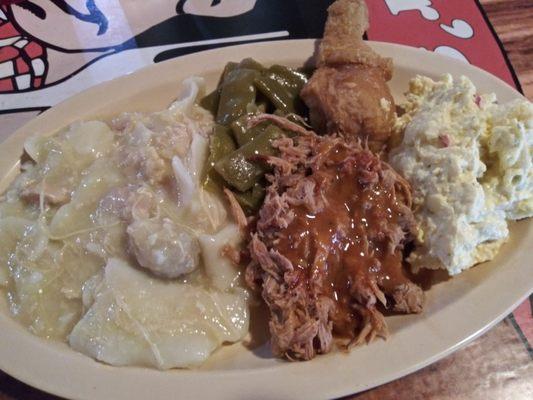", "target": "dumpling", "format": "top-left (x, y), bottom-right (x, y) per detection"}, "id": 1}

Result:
top-left (0, 217), bottom-right (32, 287)
top-left (0, 75), bottom-right (249, 369)
top-left (24, 121), bottom-right (114, 165)
top-left (49, 158), bottom-right (124, 238)
top-left (19, 122), bottom-right (116, 208)
top-left (127, 218), bottom-right (201, 278)
top-left (1, 218), bottom-right (103, 338)
top-left (63, 121), bottom-right (115, 161)
top-left (69, 258), bottom-right (249, 369)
